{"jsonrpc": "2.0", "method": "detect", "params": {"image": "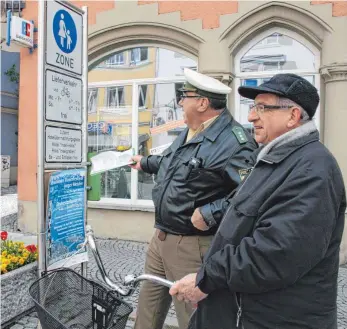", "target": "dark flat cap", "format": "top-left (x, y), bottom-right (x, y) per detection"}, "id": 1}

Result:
top-left (238, 73), bottom-right (319, 118)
